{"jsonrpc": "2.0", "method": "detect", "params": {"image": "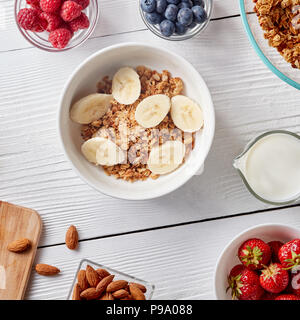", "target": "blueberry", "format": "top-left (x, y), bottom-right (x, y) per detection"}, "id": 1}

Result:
top-left (178, 0), bottom-right (193, 9)
top-left (192, 5), bottom-right (207, 23)
top-left (188, 21), bottom-right (197, 29)
top-left (175, 22), bottom-right (187, 35)
top-left (145, 12), bottom-right (162, 24)
top-left (177, 8), bottom-right (193, 26)
top-left (193, 0), bottom-right (204, 6)
top-left (156, 0), bottom-right (167, 13)
top-left (140, 0), bottom-right (156, 13)
top-left (159, 19), bottom-right (175, 36)
top-left (166, 0), bottom-right (180, 4)
top-left (164, 4), bottom-right (178, 21)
